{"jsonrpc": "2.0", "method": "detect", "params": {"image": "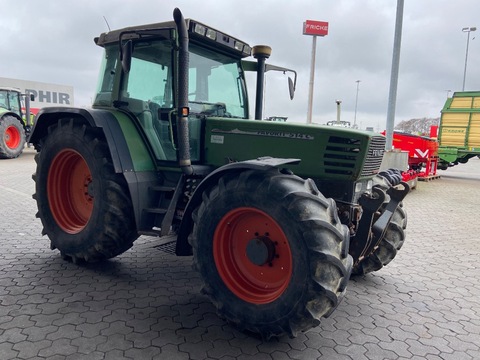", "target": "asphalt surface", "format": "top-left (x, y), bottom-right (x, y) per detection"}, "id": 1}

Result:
top-left (1, 147), bottom-right (479, 360)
